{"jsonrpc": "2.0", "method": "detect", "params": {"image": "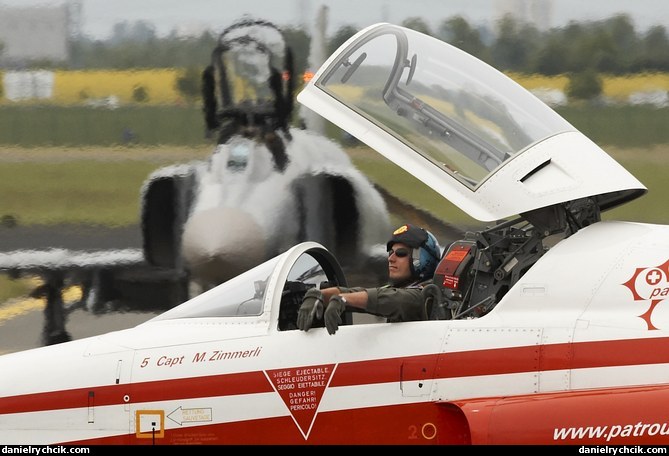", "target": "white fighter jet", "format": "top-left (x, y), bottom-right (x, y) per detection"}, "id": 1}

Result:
top-left (0, 18), bottom-right (396, 345)
top-left (2, 22), bottom-right (668, 445)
